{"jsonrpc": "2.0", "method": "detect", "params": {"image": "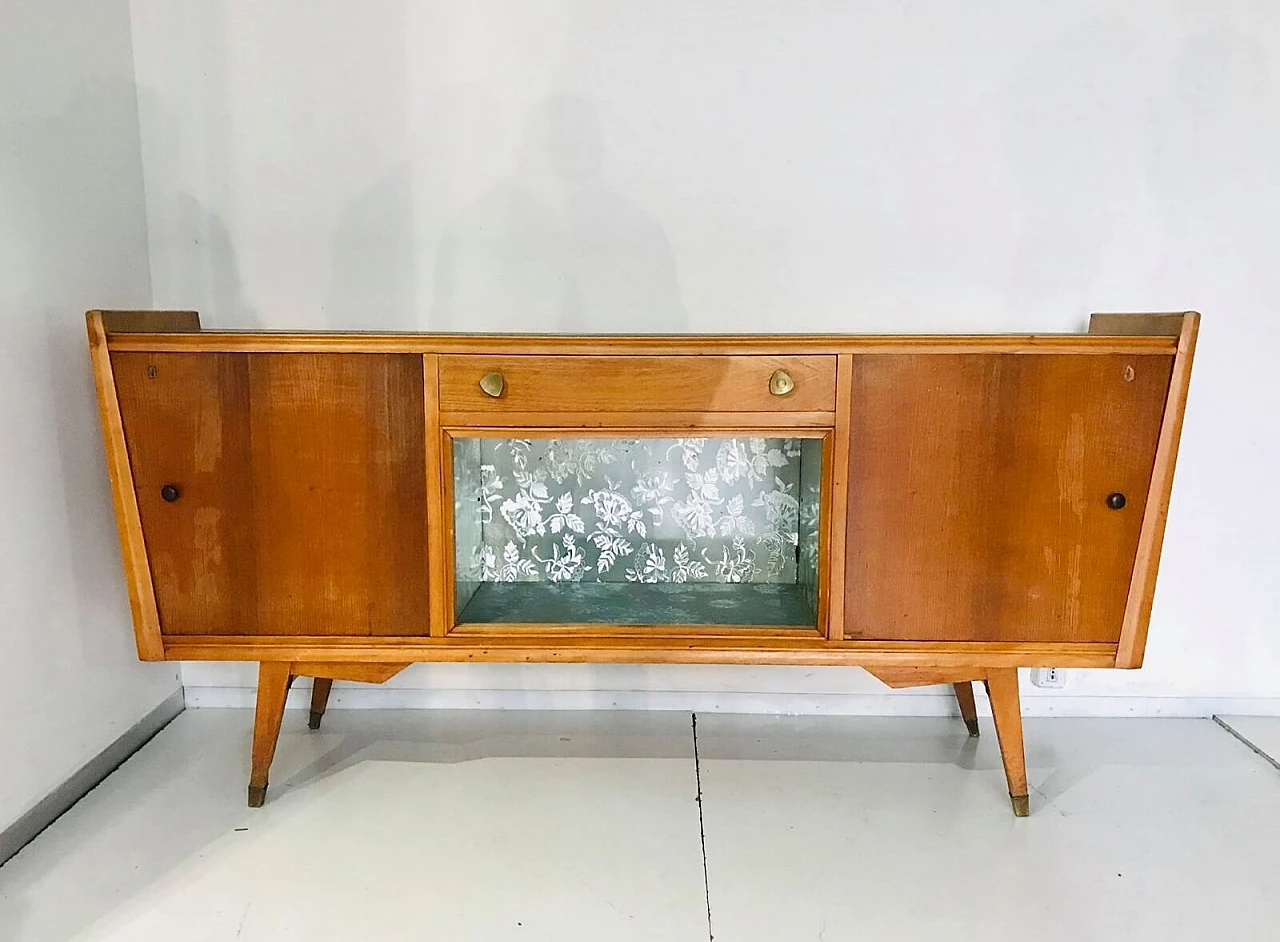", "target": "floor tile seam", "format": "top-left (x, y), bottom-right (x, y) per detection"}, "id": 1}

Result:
top-left (1212, 716), bottom-right (1280, 772)
top-left (691, 713), bottom-right (714, 942)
